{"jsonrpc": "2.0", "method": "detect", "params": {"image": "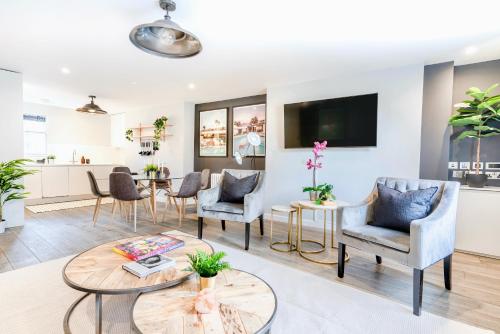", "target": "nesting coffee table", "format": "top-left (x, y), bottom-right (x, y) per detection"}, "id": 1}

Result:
top-left (132, 269), bottom-right (277, 334)
top-left (62, 233), bottom-right (213, 334)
